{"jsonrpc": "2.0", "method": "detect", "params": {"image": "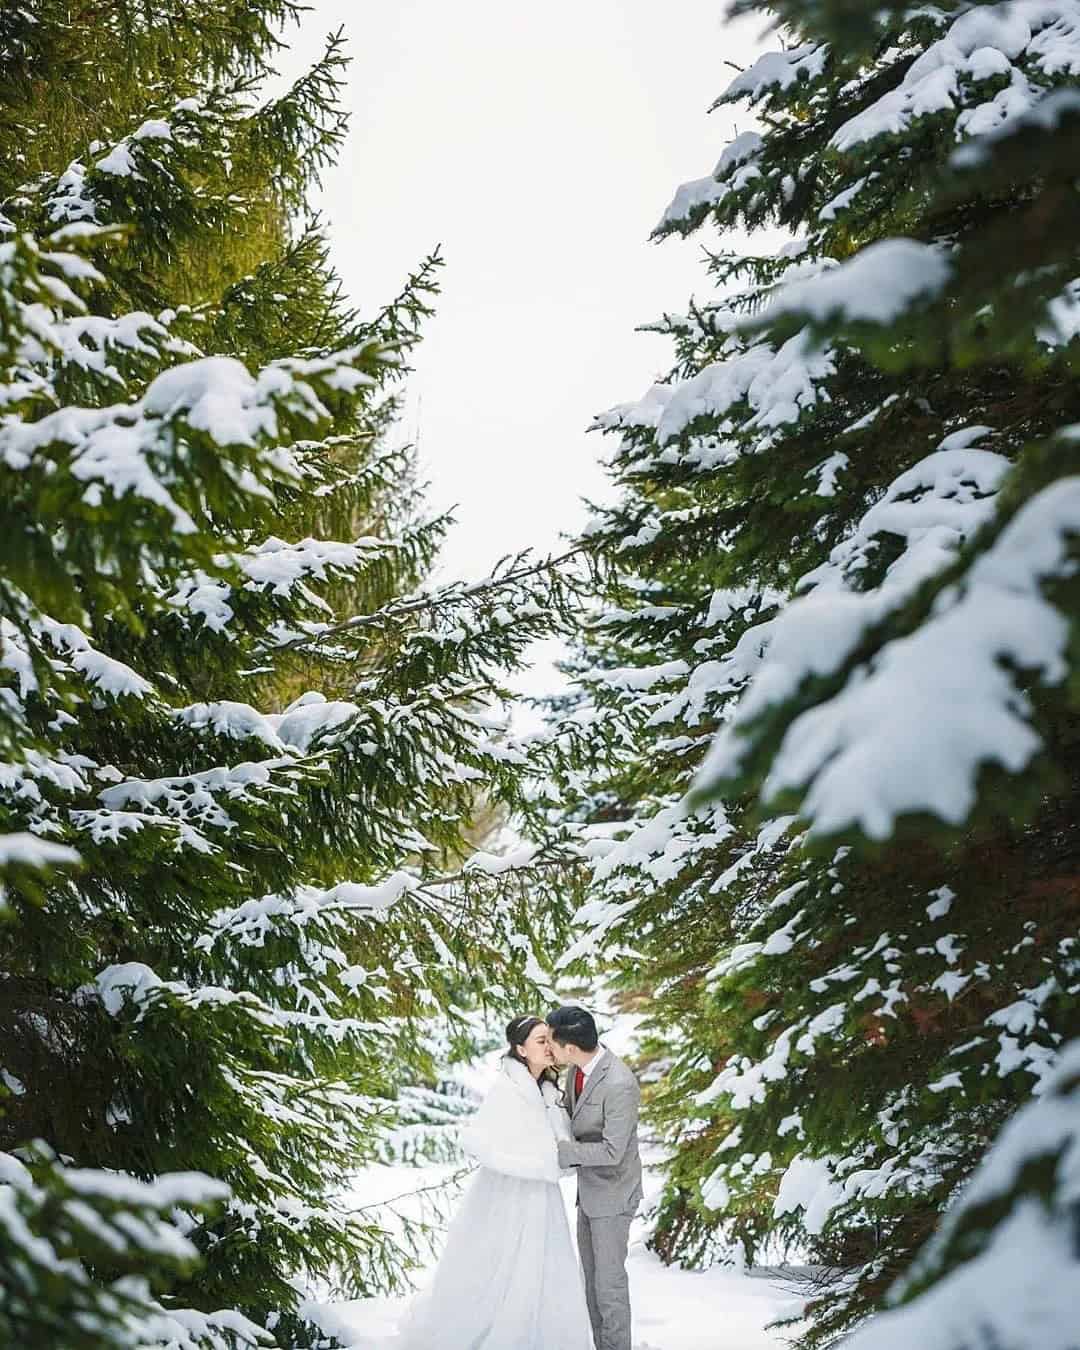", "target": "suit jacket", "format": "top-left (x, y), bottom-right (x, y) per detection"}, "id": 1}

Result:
top-left (557, 1046), bottom-right (643, 1218)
